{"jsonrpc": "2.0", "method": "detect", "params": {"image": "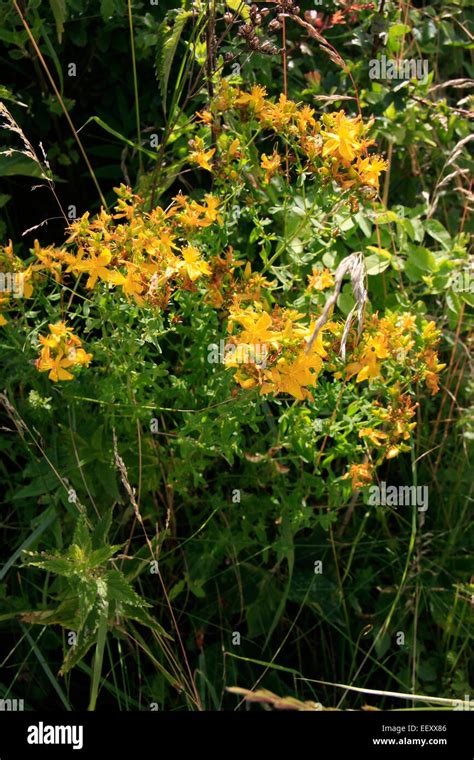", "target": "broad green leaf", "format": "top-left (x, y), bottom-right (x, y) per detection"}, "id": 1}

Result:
top-left (424, 219), bottom-right (452, 251)
top-left (0, 152), bottom-right (46, 179)
top-left (100, 0), bottom-right (115, 20)
top-left (121, 604), bottom-right (171, 639)
top-left (225, 0), bottom-right (250, 20)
